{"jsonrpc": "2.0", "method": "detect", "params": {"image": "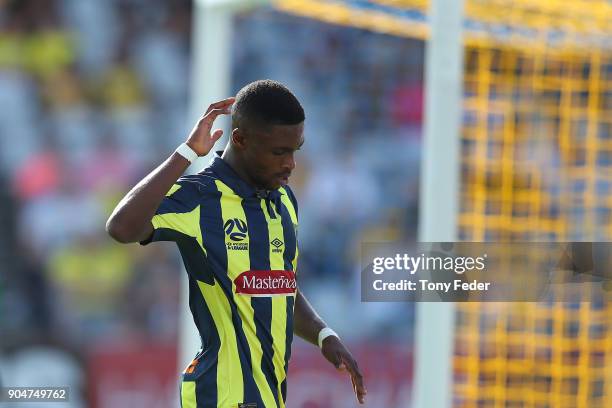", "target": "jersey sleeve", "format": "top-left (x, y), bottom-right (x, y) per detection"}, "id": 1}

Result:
top-left (140, 176), bottom-right (203, 245)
